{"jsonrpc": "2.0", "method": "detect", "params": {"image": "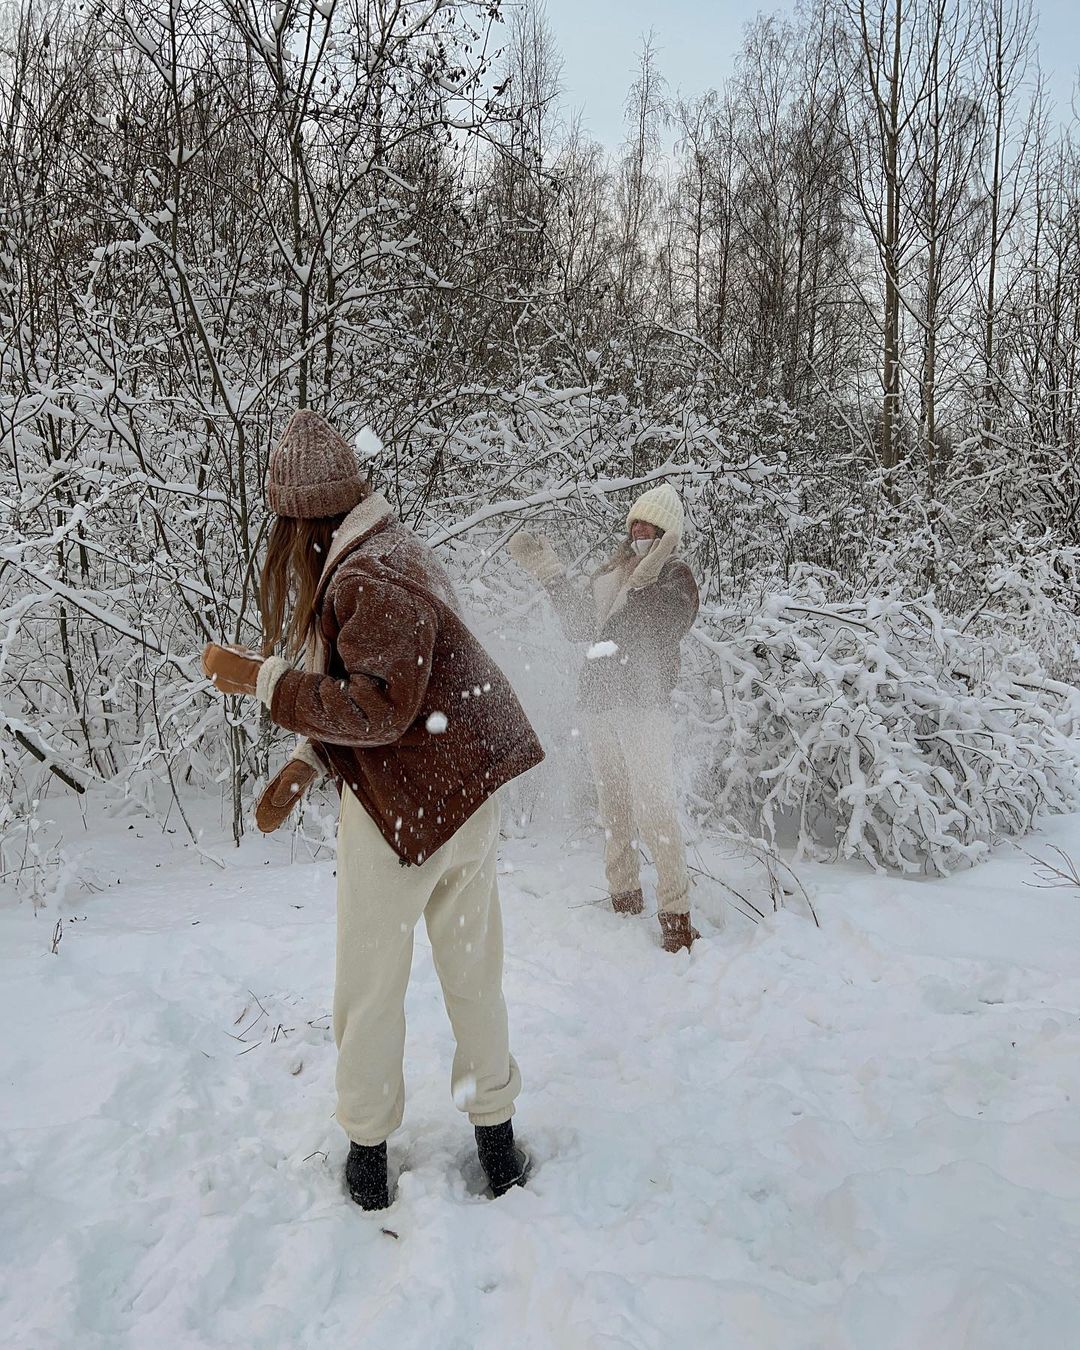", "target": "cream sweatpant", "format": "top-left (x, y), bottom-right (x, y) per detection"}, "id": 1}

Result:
top-left (334, 787), bottom-right (521, 1146)
top-left (586, 706), bottom-right (691, 916)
